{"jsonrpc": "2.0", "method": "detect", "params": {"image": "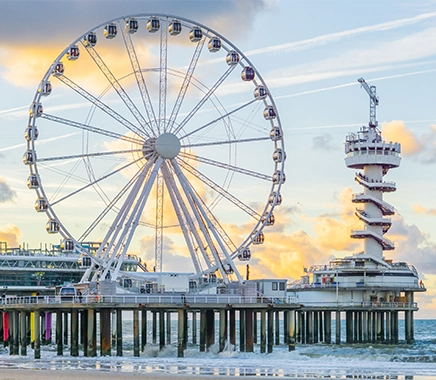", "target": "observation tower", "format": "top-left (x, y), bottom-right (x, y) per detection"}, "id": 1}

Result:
top-left (345, 78), bottom-right (401, 259)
